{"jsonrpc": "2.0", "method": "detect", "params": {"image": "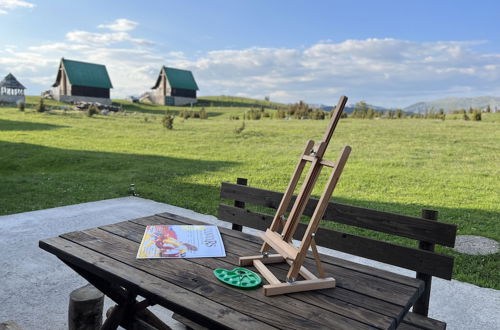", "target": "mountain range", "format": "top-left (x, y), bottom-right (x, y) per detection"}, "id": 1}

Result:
top-left (403, 96), bottom-right (500, 113)
top-left (309, 96), bottom-right (500, 114)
